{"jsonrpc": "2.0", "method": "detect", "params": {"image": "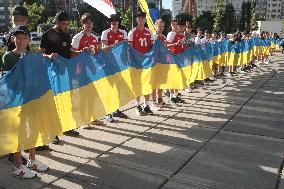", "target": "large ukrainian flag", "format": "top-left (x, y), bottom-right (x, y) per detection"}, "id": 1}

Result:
top-left (0, 38), bottom-right (278, 155)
